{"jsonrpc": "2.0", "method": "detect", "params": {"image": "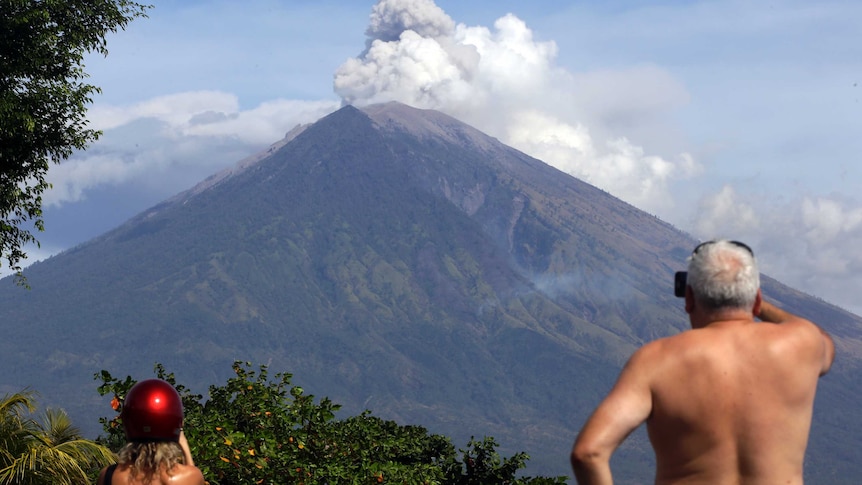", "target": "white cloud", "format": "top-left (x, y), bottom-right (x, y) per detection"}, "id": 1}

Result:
top-left (45, 93), bottom-right (339, 207)
top-left (690, 186), bottom-right (862, 313)
top-left (801, 198), bottom-right (862, 248)
top-left (334, 0), bottom-right (698, 216)
top-left (45, 152), bottom-right (146, 206)
top-left (181, 99), bottom-right (338, 144)
top-left (505, 110), bottom-right (698, 213)
top-left (692, 185), bottom-right (760, 237)
top-left (88, 92), bottom-right (337, 144)
top-left (87, 91), bottom-right (240, 131)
